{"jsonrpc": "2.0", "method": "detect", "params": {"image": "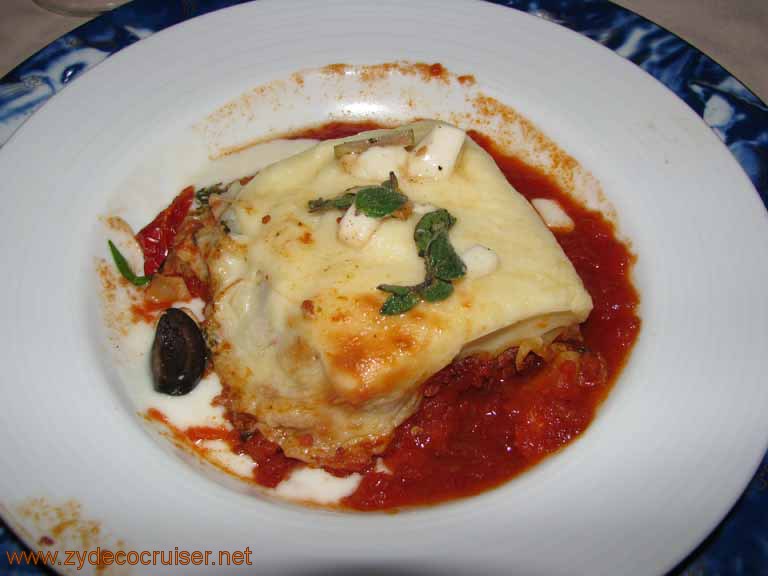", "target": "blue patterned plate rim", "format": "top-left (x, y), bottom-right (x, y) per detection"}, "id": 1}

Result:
top-left (0, 2), bottom-right (766, 576)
